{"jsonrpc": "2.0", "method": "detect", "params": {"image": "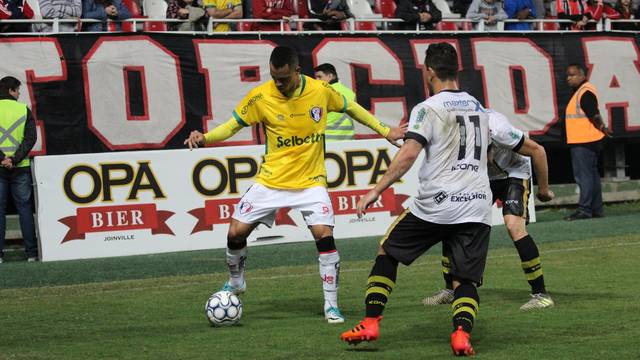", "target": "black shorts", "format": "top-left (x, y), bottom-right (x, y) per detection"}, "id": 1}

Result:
top-left (490, 177), bottom-right (531, 221)
top-left (380, 210), bottom-right (491, 284)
